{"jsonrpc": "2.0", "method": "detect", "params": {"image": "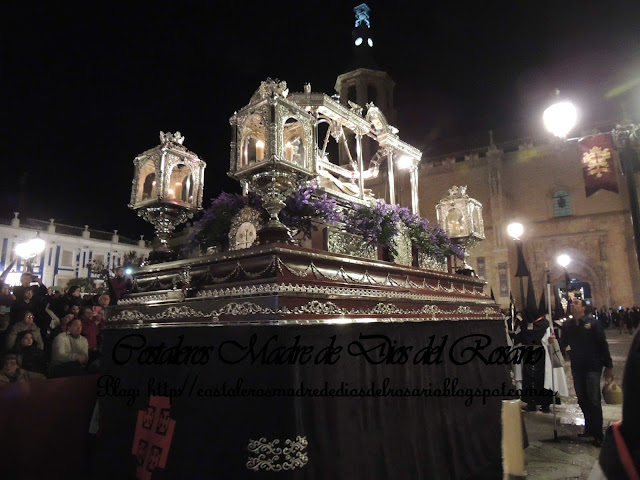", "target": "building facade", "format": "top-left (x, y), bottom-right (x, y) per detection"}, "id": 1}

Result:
top-left (0, 213), bottom-right (150, 288)
top-left (413, 135), bottom-right (640, 310)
